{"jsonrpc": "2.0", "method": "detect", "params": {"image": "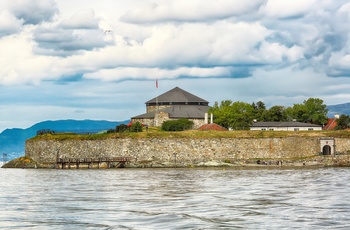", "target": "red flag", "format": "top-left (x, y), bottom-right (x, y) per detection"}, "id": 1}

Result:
top-left (156, 79), bottom-right (158, 88)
